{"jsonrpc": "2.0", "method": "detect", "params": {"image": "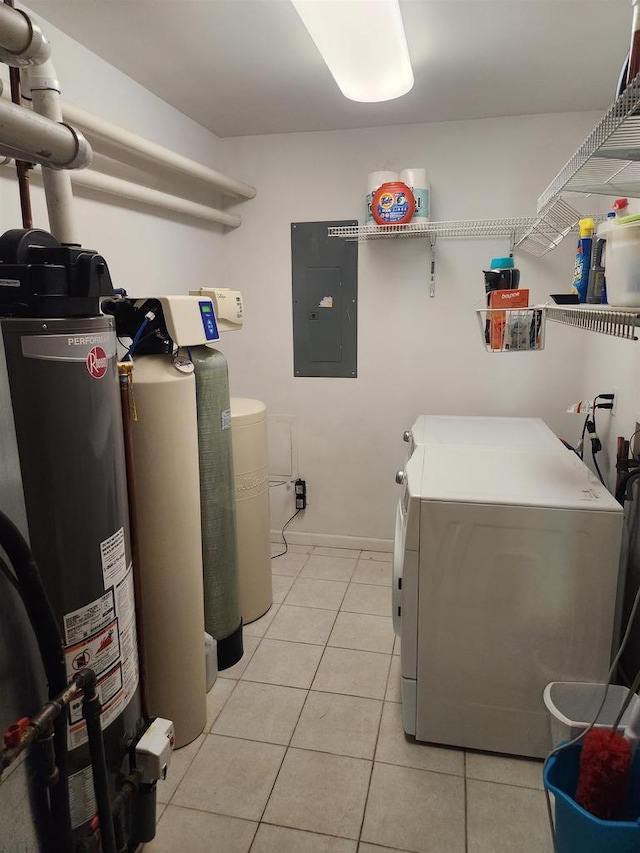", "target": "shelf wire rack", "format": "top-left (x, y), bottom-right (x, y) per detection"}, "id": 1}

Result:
top-left (538, 75), bottom-right (640, 208)
top-left (545, 305), bottom-right (640, 339)
top-left (327, 218), bottom-right (537, 242)
top-left (328, 205), bottom-right (605, 258)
